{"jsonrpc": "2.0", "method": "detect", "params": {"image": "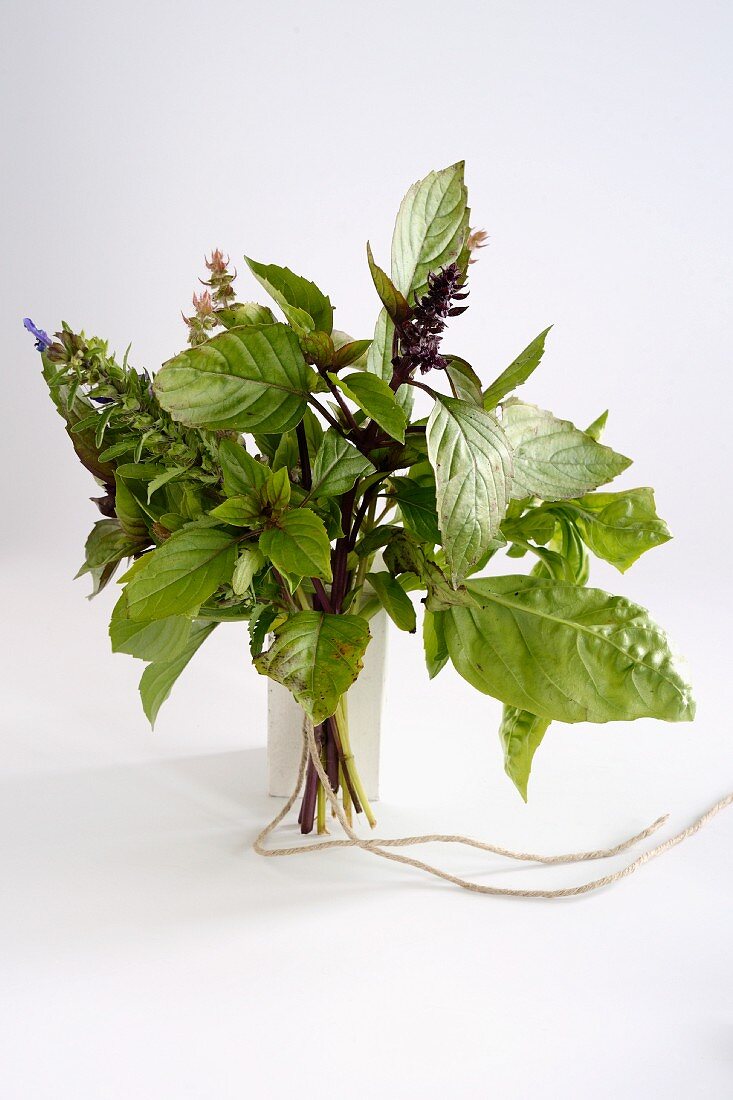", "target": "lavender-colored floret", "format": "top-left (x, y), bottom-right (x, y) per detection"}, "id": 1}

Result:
top-left (23, 317), bottom-right (53, 352)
